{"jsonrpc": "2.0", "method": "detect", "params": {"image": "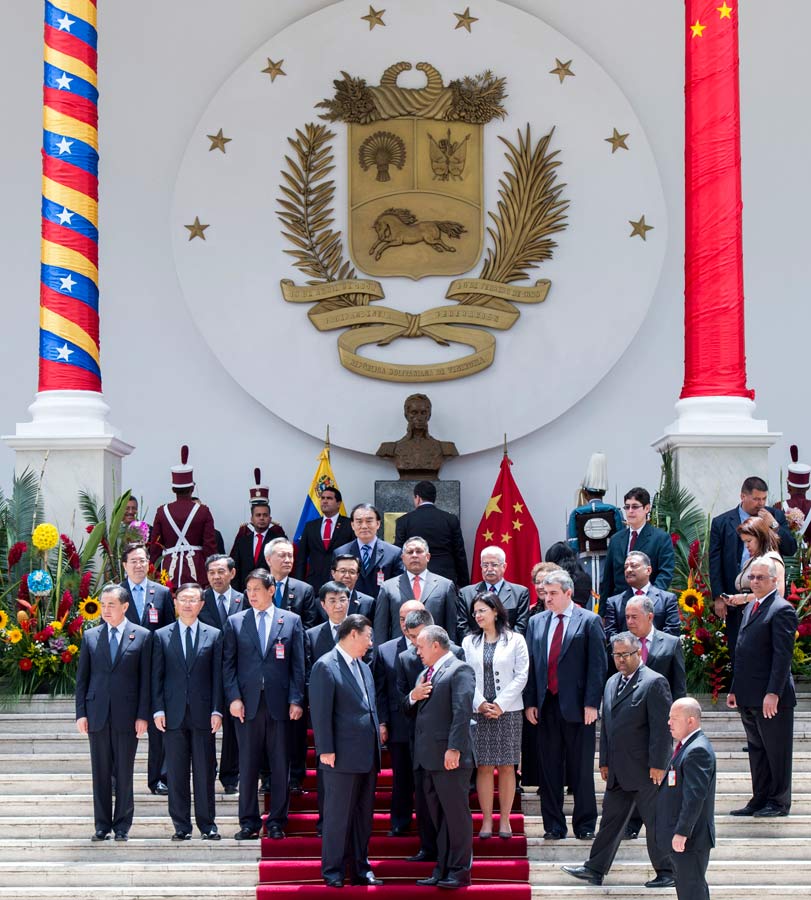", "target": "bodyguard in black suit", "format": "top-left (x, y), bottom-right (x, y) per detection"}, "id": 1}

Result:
top-left (524, 571), bottom-right (607, 839)
top-left (600, 487), bottom-right (675, 599)
top-left (727, 557), bottom-right (797, 816)
top-left (709, 476), bottom-right (796, 662)
top-left (656, 698), bottom-right (716, 900)
top-left (563, 632), bottom-right (674, 888)
top-left (394, 481), bottom-right (469, 586)
top-left (403, 625), bottom-right (476, 889)
top-left (222, 569), bottom-right (306, 840)
top-left (457, 546), bottom-right (530, 637)
top-left (152, 583), bottom-right (223, 840)
top-left (121, 542), bottom-right (175, 796)
top-left (75, 584), bottom-right (152, 841)
top-left (603, 551), bottom-right (680, 640)
top-left (293, 487), bottom-right (351, 593)
top-left (333, 503), bottom-right (404, 600)
top-left (310, 615), bottom-right (383, 887)
top-left (228, 501), bottom-right (286, 593)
